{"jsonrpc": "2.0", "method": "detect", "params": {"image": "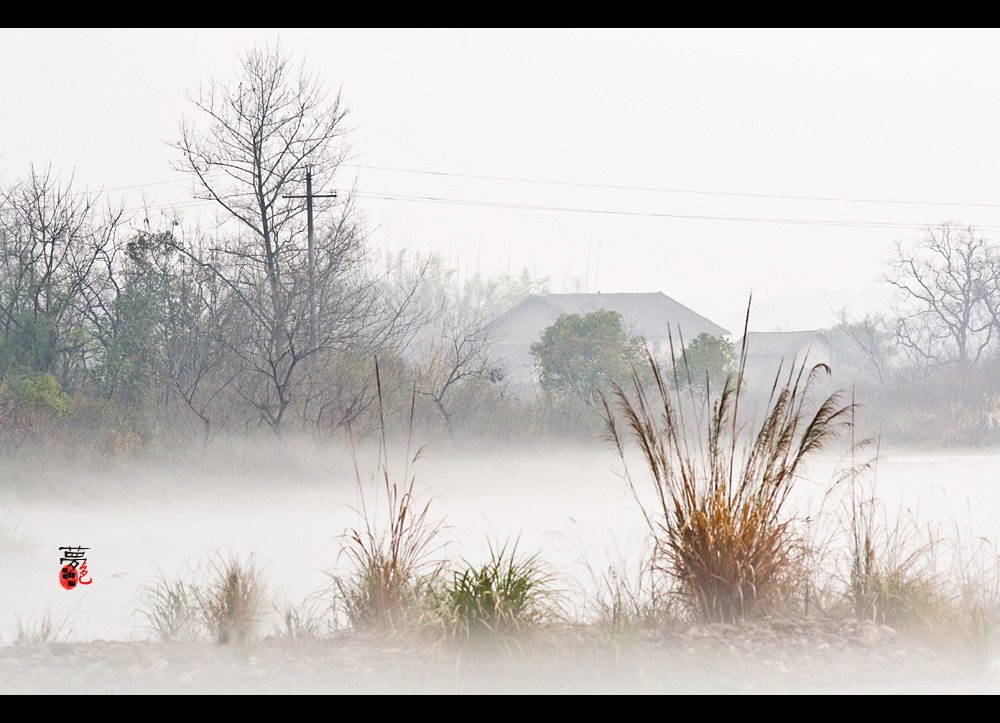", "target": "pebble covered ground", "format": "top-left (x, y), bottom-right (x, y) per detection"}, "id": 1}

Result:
top-left (2, 618), bottom-right (997, 694)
